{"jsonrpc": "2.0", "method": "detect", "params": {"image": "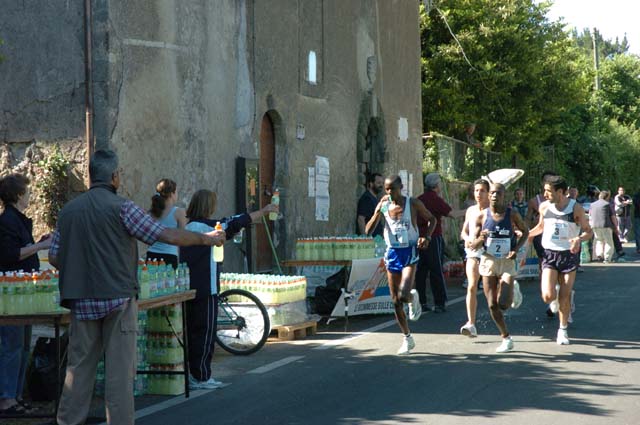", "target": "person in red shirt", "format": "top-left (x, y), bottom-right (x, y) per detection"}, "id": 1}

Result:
top-left (415, 173), bottom-right (464, 312)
